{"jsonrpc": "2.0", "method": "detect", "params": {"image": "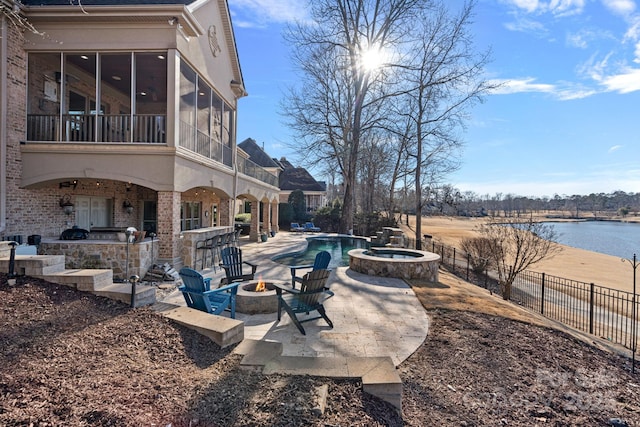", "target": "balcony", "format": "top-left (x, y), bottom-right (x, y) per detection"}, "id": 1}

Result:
top-left (238, 156), bottom-right (278, 187)
top-left (27, 114), bottom-right (166, 144)
top-left (179, 120), bottom-right (232, 167)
